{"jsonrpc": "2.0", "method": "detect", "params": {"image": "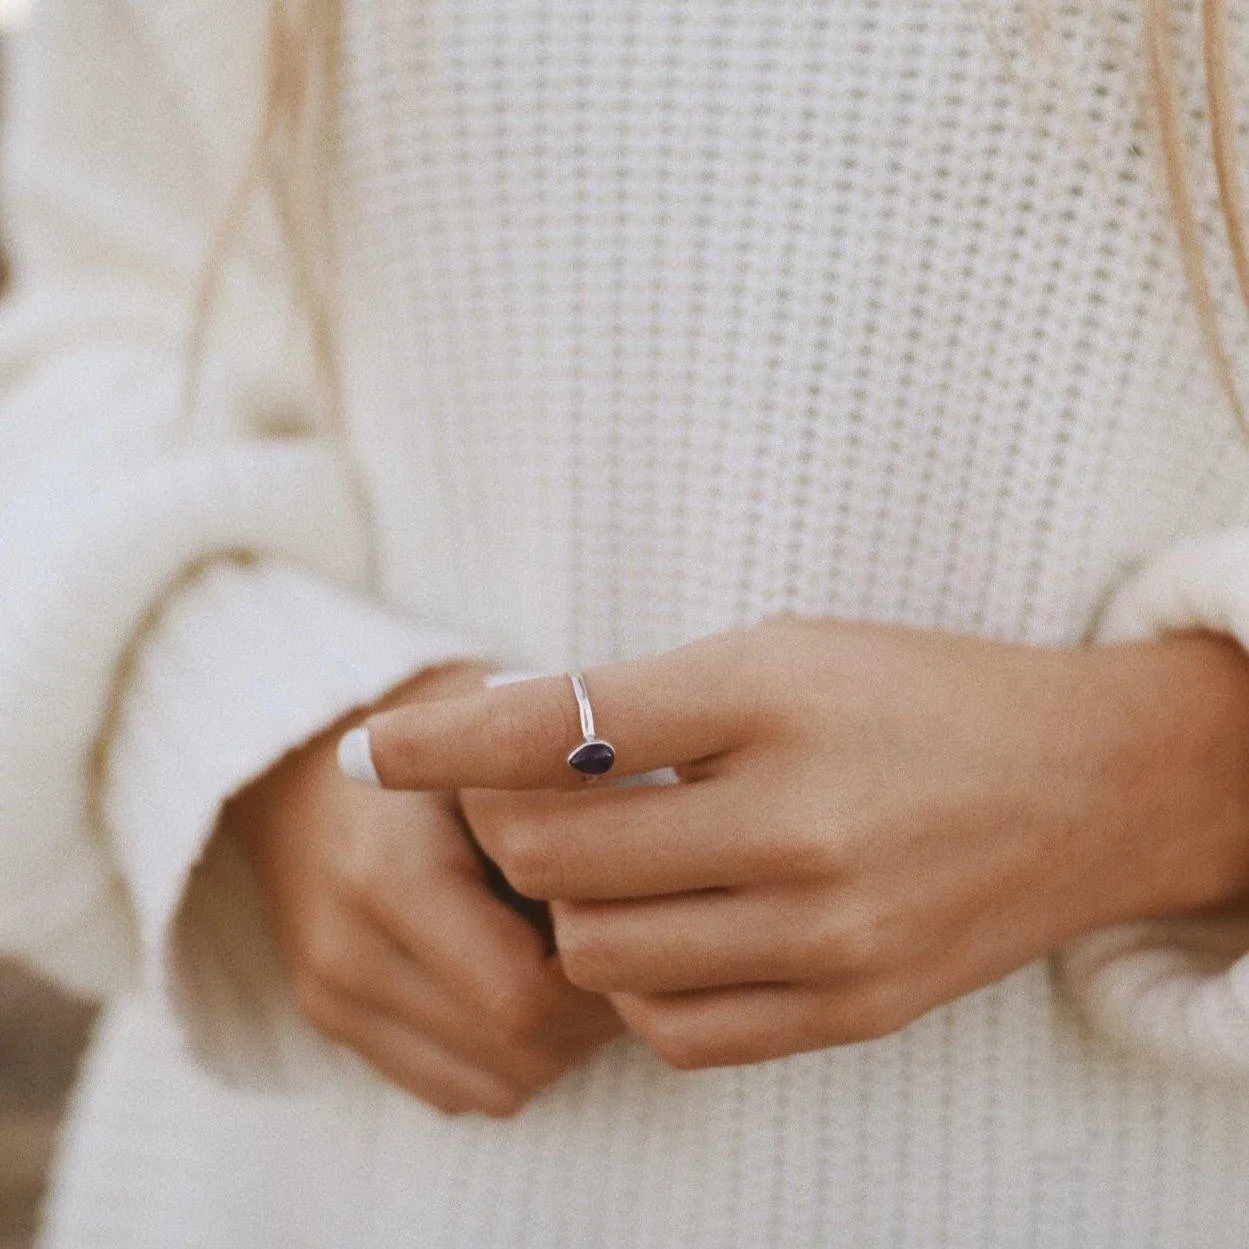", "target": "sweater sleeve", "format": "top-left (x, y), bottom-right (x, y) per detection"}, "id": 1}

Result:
top-left (0, 0), bottom-right (477, 1081)
top-left (99, 559), bottom-right (472, 1086)
top-left (1057, 528), bottom-right (1249, 1082)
